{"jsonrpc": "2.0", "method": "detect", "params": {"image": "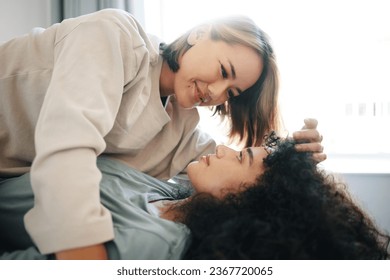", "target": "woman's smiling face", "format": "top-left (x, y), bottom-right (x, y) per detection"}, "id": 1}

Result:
top-left (173, 35), bottom-right (263, 108)
top-left (187, 145), bottom-right (268, 198)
